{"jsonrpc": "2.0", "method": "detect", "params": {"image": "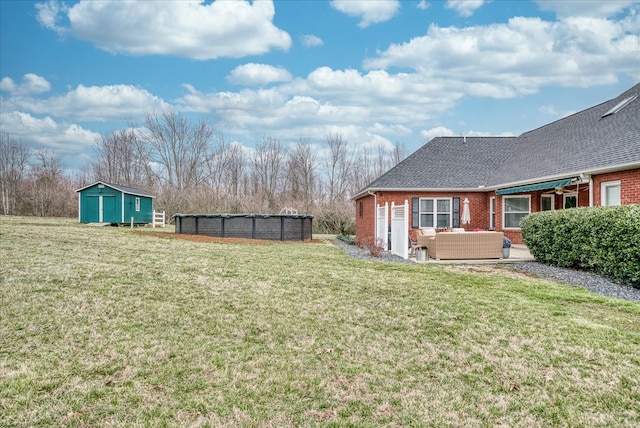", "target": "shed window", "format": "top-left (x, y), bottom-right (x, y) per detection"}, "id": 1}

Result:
top-left (503, 196), bottom-right (530, 228)
top-left (135, 197), bottom-right (140, 212)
